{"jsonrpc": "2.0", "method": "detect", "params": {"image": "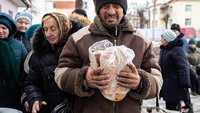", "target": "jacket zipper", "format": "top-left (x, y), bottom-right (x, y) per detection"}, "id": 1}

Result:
top-left (112, 102), bottom-right (116, 113)
top-left (114, 26), bottom-right (118, 46)
top-left (108, 26), bottom-right (118, 113)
